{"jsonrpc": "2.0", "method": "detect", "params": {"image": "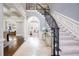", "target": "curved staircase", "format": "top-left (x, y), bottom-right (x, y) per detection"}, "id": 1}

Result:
top-left (57, 21), bottom-right (79, 56)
